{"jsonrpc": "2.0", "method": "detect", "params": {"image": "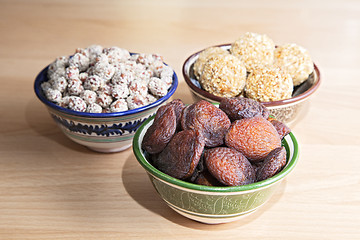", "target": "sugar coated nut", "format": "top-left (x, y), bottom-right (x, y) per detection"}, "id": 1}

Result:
top-left (68, 96), bottom-right (87, 112)
top-left (274, 43), bottom-right (314, 86)
top-left (230, 32), bottom-right (275, 71)
top-left (225, 116), bottom-right (281, 162)
top-left (199, 54), bottom-right (246, 98)
top-left (245, 65), bottom-right (293, 102)
top-left (43, 45), bottom-right (173, 113)
top-left (148, 77), bottom-right (168, 97)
